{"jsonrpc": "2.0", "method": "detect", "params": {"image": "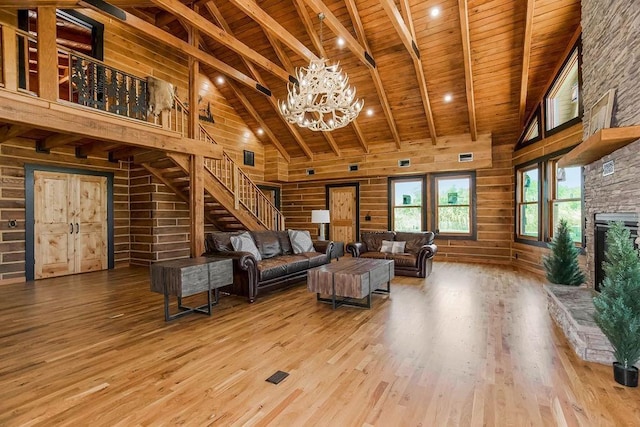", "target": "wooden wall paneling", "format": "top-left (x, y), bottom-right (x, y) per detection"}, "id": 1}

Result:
top-left (282, 142), bottom-right (512, 264)
top-left (287, 133), bottom-right (492, 181)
